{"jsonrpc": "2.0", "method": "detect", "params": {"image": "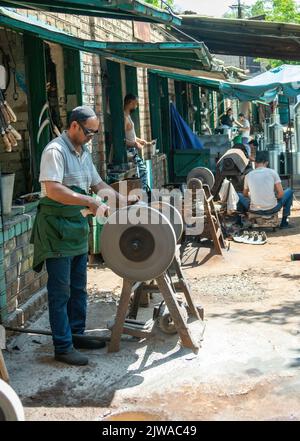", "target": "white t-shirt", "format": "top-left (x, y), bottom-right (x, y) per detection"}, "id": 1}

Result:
top-left (241, 118), bottom-right (250, 141)
top-left (244, 167), bottom-right (281, 211)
